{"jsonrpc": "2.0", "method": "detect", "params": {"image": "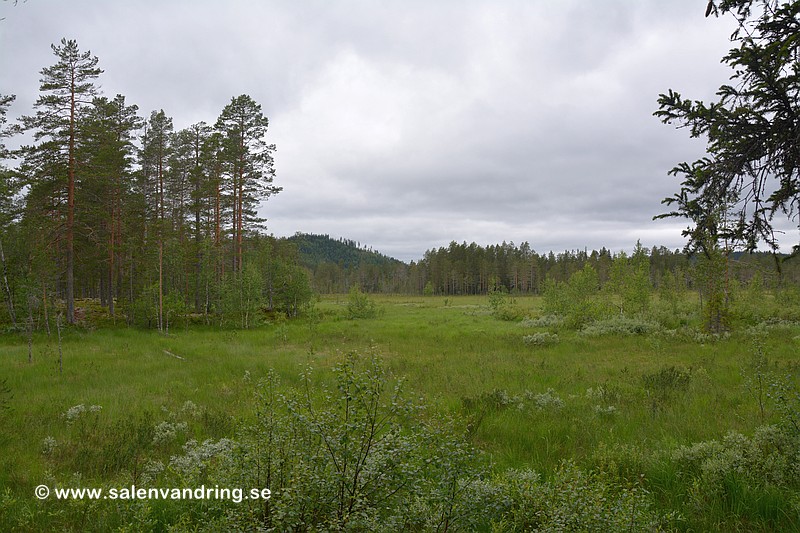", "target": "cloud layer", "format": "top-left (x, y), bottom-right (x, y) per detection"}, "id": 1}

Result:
top-left (1, 0), bottom-right (745, 261)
